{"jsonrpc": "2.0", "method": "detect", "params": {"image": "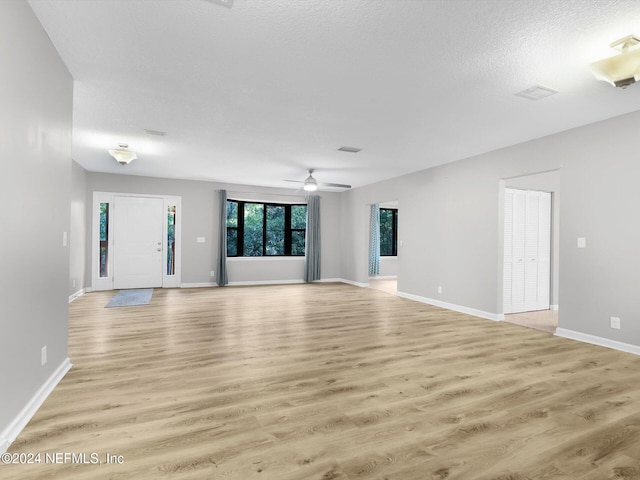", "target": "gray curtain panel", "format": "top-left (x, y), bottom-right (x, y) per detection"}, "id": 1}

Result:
top-left (216, 189), bottom-right (229, 286)
top-left (369, 204), bottom-right (380, 276)
top-left (304, 195), bottom-right (321, 282)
